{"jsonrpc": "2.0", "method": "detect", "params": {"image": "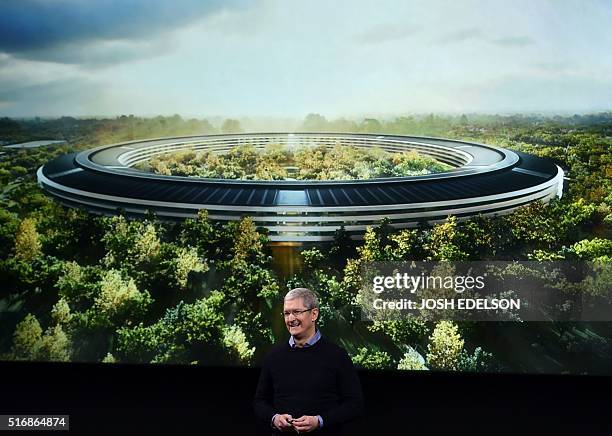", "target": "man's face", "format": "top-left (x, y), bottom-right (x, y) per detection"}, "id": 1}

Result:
top-left (283, 297), bottom-right (318, 339)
